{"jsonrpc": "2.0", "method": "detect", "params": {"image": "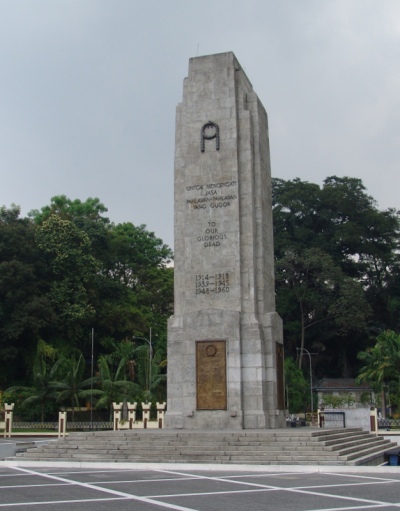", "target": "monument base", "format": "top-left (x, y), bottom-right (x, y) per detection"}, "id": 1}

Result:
top-left (165, 310), bottom-right (285, 430)
top-left (164, 410), bottom-right (244, 430)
